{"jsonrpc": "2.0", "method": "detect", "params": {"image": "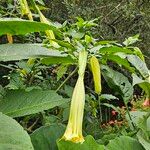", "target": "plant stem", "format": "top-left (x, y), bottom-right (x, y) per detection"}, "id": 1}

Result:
top-left (125, 103), bottom-right (136, 129)
top-left (98, 95), bottom-right (104, 133)
top-left (55, 67), bottom-right (78, 92)
top-left (98, 95), bottom-right (103, 125)
top-left (27, 117), bottom-right (39, 132)
top-left (0, 64), bottom-right (15, 70)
